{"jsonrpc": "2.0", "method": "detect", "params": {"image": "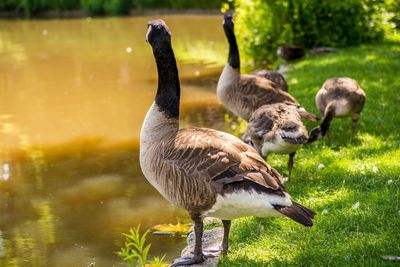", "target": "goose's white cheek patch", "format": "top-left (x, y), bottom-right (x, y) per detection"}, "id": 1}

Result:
top-left (146, 25), bottom-right (152, 42)
top-left (261, 135), bottom-right (299, 155)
